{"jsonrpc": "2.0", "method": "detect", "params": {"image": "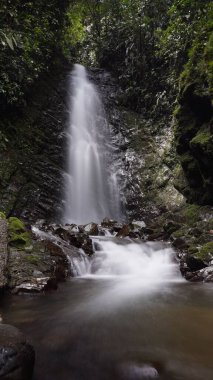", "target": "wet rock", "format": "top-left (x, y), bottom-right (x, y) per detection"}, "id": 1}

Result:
top-left (0, 324), bottom-right (35, 380)
top-left (142, 227), bottom-right (155, 235)
top-left (0, 64), bottom-right (70, 223)
top-left (132, 221), bottom-right (146, 228)
top-left (110, 223), bottom-right (123, 234)
top-left (117, 361), bottom-right (161, 380)
top-left (172, 238), bottom-right (189, 250)
top-left (202, 266), bottom-right (213, 282)
top-left (186, 255), bottom-right (207, 271)
top-left (0, 219), bottom-right (8, 290)
top-left (147, 230), bottom-right (165, 241)
top-left (116, 225), bottom-right (130, 238)
top-left (83, 223), bottom-right (99, 236)
top-left (12, 277), bottom-right (57, 294)
top-left (6, 237), bottom-right (70, 293)
top-left (101, 218), bottom-right (117, 228)
top-left (163, 221), bottom-right (182, 236)
top-left (185, 271), bottom-right (204, 282)
top-left (52, 226), bottom-right (94, 255)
